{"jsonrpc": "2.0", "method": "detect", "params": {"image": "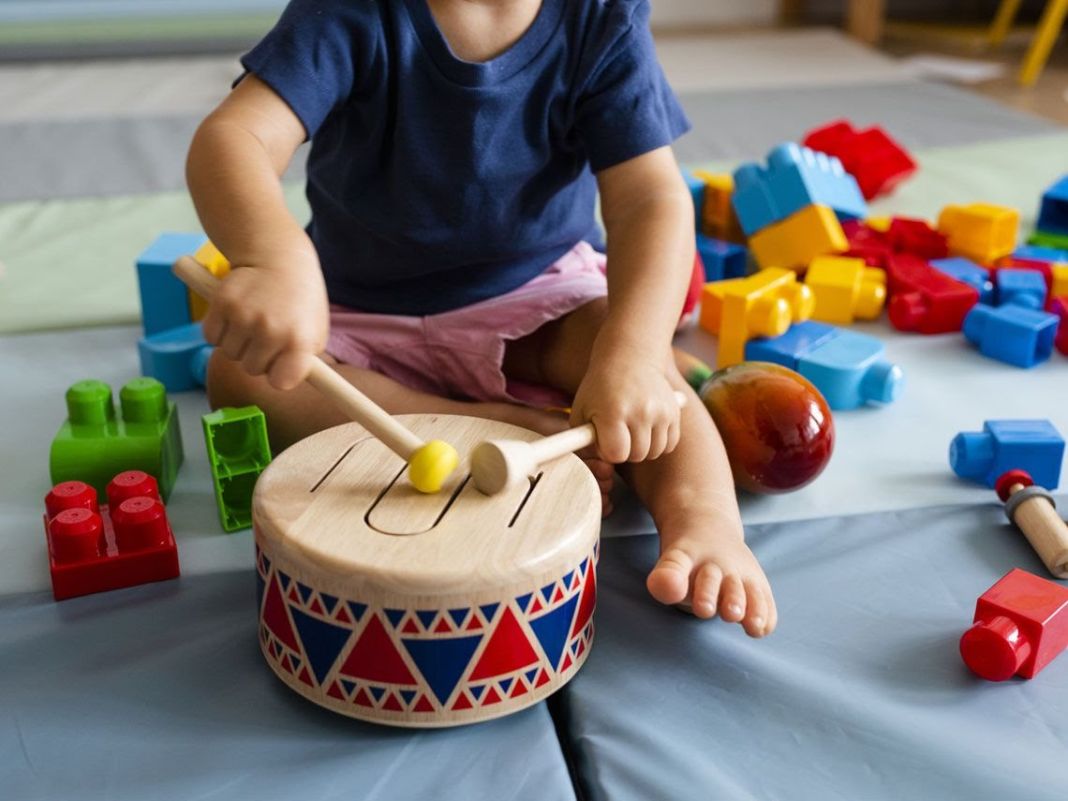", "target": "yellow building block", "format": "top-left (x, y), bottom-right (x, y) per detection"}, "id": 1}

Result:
top-left (748, 204), bottom-right (848, 272)
top-left (188, 241), bottom-right (232, 321)
top-left (804, 256), bottom-right (887, 325)
top-left (700, 268), bottom-right (815, 368)
top-left (1052, 263), bottom-right (1068, 299)
top-left (937, 203), bottom-right (1020, 264)
top-left (866, 216), bottom-right (893, 233)
top-left (693, 171), bottom-right (745, 243)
